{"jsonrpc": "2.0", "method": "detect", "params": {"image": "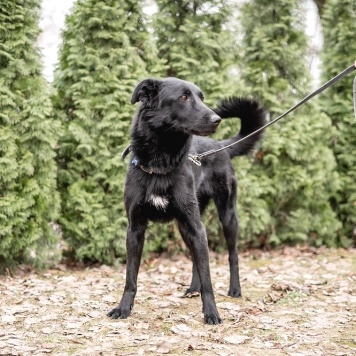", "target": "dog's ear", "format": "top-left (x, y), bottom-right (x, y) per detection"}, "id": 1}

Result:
top-left (131, 78), bottom-right (161, 106)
